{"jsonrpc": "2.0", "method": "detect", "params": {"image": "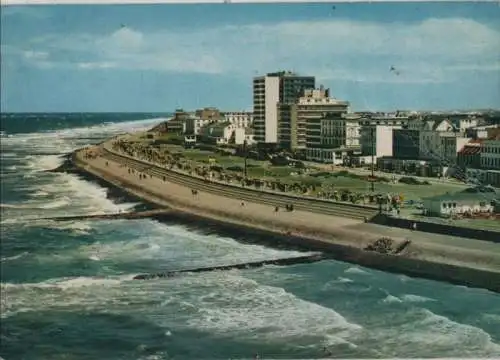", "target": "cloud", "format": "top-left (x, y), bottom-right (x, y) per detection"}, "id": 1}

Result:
top-left (4, 17), bottom-right (499, 84)
top-left (23, 50), bottom-right (49, 60)
top-left (77, 61), bottom-right (117, 70)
